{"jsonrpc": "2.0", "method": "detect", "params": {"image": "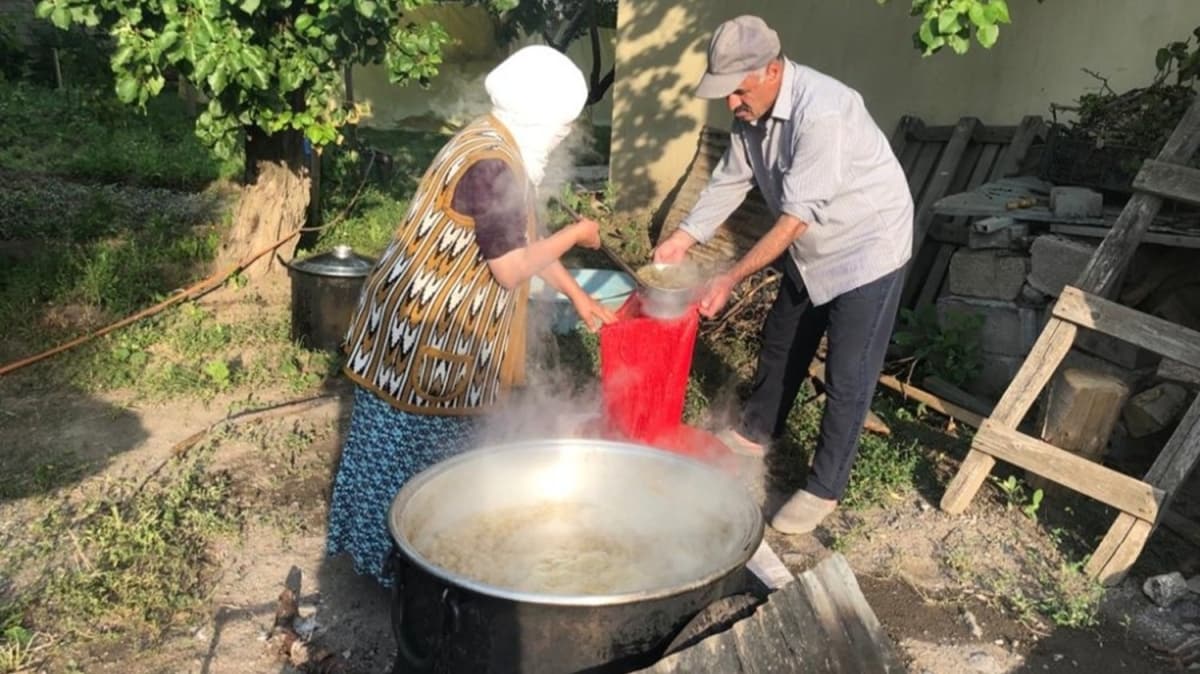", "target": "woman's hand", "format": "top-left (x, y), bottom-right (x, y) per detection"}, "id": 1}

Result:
top-left (571, 218), bottom-right (603, 249)
top-left (572, 294), bottom-right (617, 332)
